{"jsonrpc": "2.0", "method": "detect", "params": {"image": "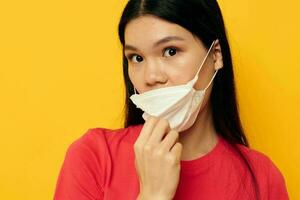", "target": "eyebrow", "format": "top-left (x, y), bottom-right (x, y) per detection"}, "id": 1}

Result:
top-left (124, 36), bottom-right (185, 51)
